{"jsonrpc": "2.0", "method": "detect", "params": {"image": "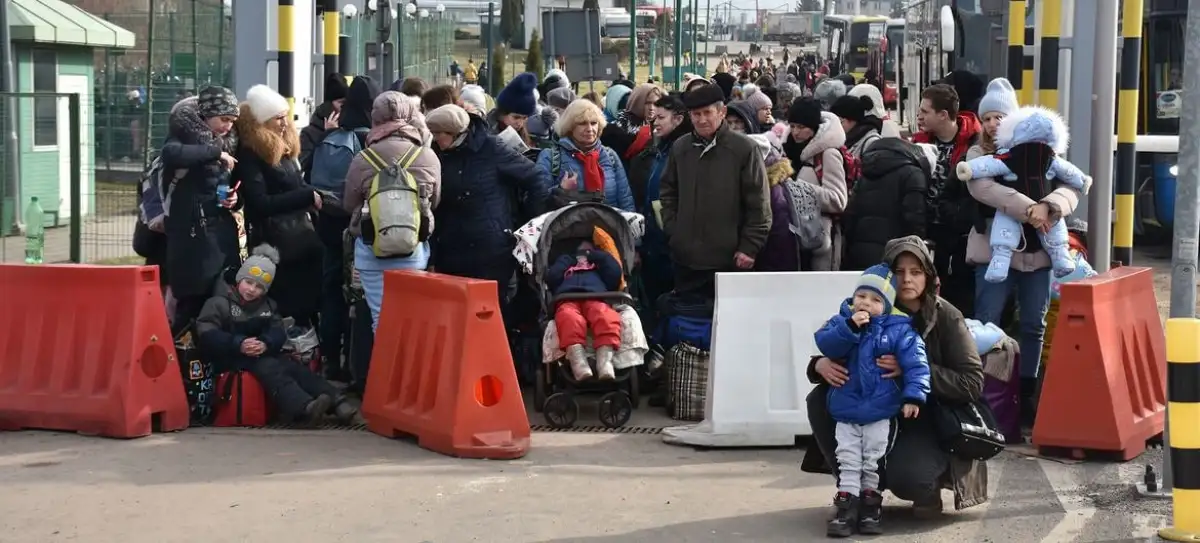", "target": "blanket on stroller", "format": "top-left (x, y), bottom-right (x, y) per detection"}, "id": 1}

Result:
top-left (542, 304), bottom-right (648, 369)
top-left (513, 206), bottom-right (645, 275)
